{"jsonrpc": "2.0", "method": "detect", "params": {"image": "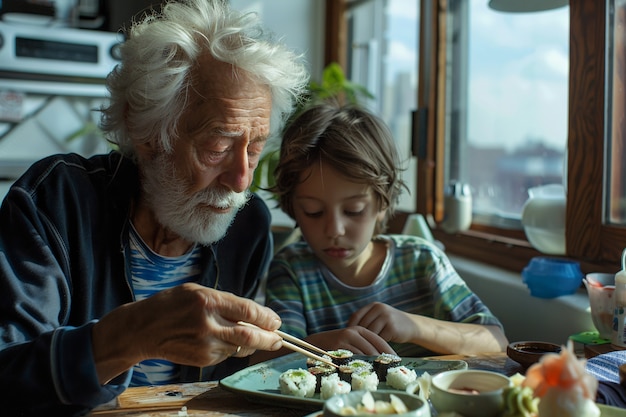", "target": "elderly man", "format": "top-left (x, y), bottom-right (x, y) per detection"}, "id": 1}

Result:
top-left (0, 0), bottom-right (308, 414)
